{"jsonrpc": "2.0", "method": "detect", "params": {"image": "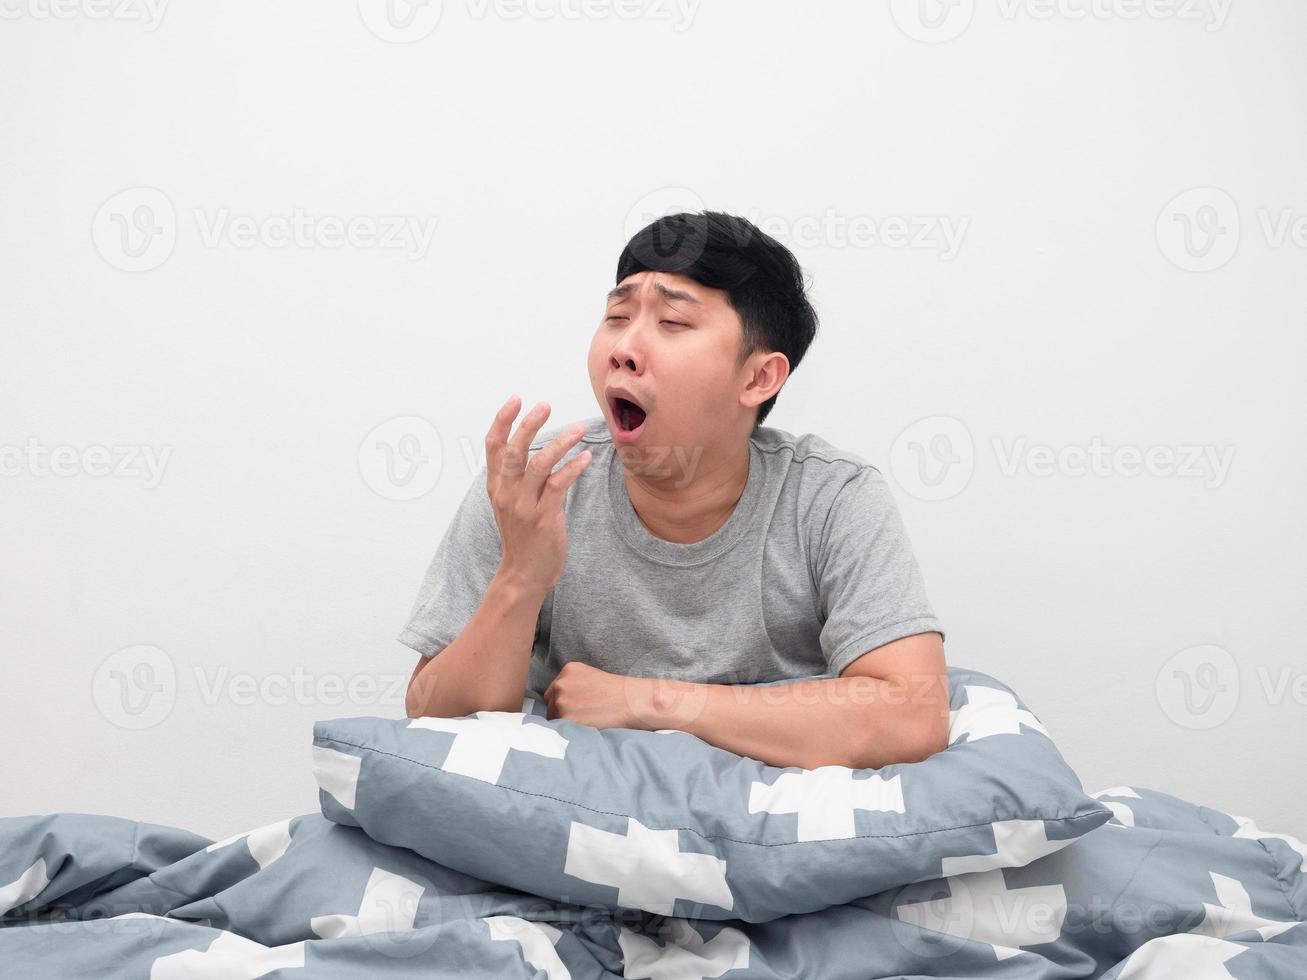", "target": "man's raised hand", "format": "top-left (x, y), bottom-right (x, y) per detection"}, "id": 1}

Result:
top-left (485, 395), bottom-right (592, 599)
